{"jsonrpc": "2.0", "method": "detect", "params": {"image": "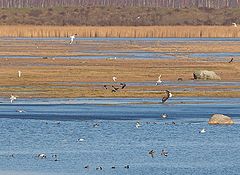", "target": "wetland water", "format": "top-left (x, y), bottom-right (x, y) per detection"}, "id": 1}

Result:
top-left (1, 37), bottom-right (240, 61)
top-left (0, 97), bottom-right (240, 175)
top-left (0, 37), bottom-right (240, 174)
